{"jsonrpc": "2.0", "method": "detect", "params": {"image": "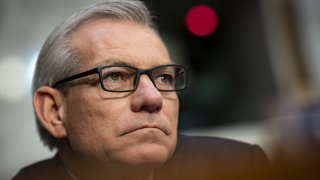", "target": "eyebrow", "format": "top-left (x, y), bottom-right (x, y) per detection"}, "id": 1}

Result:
top-left (101, 59), bottom-right (134, 67)
top-left (100, 58), bottom-right (173, 69)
